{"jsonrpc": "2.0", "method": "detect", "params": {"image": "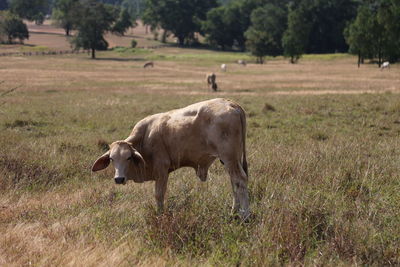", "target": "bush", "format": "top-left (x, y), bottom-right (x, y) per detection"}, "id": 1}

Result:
top-left (262, 102), bottom-right (276, 113)
top-left (0, 11), bottom-right (29, 44)
top-left (131, 39), bottom-right (137, 48)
